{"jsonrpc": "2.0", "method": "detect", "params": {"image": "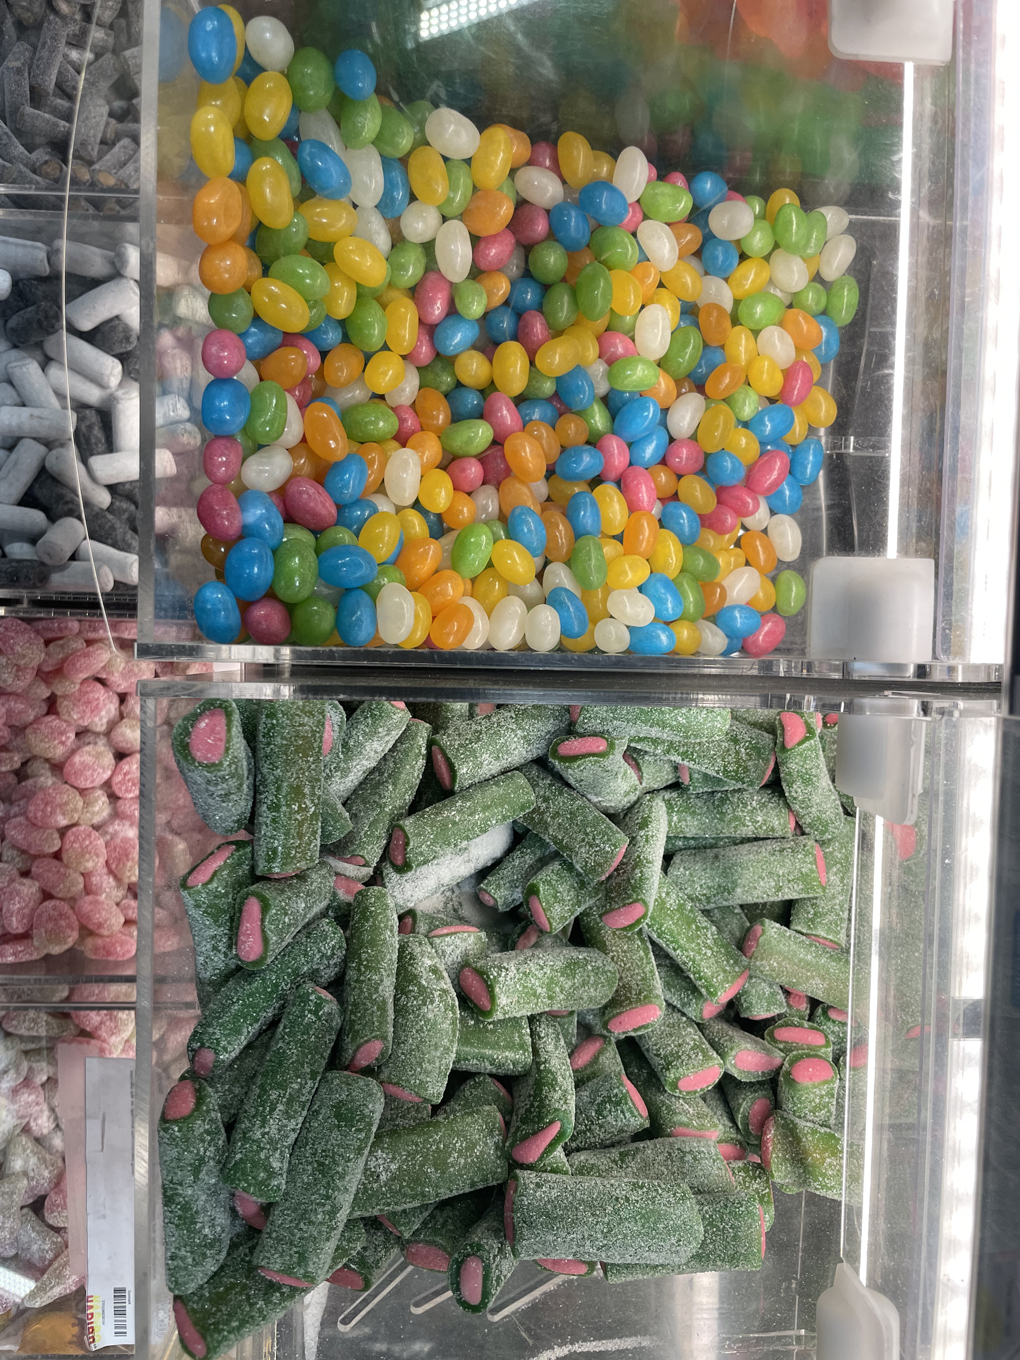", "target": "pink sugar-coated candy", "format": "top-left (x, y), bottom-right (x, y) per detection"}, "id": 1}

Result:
top-left (61, 745), bottom-right (115, 791)
top-left (743, 613), bottom-right (786, 658)
top-left (780, 359), bottom-right (813, 407)
top-left (286, 377), bottom-right (312, 409)
top-left (83, 867), bottom-right (124, 900)
top-left (0, 619), bottom-right (44, 670)
top-left (448, 458), bottom-right (483, 493)
top-left (22, 678), bottom-right (50, 704)
top-left (24, 716), bottom-right (76, 761)
top-left (596, 434), bottom-right (629, 481)
top-left (33, 900), bottom-right (79, 954)
top-left (119, 897), bottom-right (137, 922)
top-left (120, 694), bottom-right (141, 719)
top-left (483, 393), bottom-right (523, 444)
top-left (406, 322), bottom-right (435, 367)
top-left (700, 504), bottom-right (738, 535)
top-left (202, 436), bottom-right (243, 485)
top-left (745, 451), bottom-right (790, 495)
top-left (393, 405), bottom-right (421, 443)
top-left (60, 826), bottom-right (106, 874)
top-left (509, 203), bottom-right (549, 246)
top-left (0, 659), bottom-right (38, 694)
top-left (27, 785), bottom-right (83, 830)
top-left (108, 718), bottom-right (140, 755)
top-left (0, 696), bottom-right (38, 726)
top-left (473, 227), bottom-right (515, 271)
top-left (69, 1009), bottom-right (134, 1047)
top-left (44, 1177), bottom-right (67, 1230)
top-left (517, 310), bottom-right (550, 361)
top-left (32, 621), bottom-right (79, 640)
top-left (58, 679), bottom-right (120, 732)
top-left (76, 789), bottom-right (110, 827)
top-left (716, 484), bottom-right (760, 517)
top-left (201, 329), bottom-right (246, 379)
top-left (109, 753), bottom-right (140, 800)
top-left (101, 659), bottom-right (156, 694)
top-left (105, 835), bottom-right (138, 884)
top-left (2, 879), bottom-right (43, 934)
top-left (0, 938), bottom-right (44, 962)
top-left (4, 818), bottom-right (61, 856)
top-left (74, 895), bottom-right (124, 936)
top-left (244, 598), bottom-right (292, 646)
top-left (39, 636), bottom-right (85, 673)
top-left (415, 271), bottom-right (452, 326)
top-left (479, 445), bottom-right (512, 487)
top-left (31, 858), bottom-right (83, 900)
top-left (598, 331), bottom-right (638, 364)
top-left (80, 928), bottom-right (135, 960)
top-left (283, 477), bottom-right (336, 532)
top-left (665, 171), bottom-right (689, 187)
top-left (620, 201), bottom-right (643, 233)
top-left (63, 643), bottom-right (110, 683)
top-left (8, 1079), bottom-right (44, 1120)
top-left (665, 439), bottom-right (704, 474)
top-left (79, 620), bottom-right (111, 639)
top-left (197, 485), bottom-right (243, 541)
top-left (45, 671), bottom-right (79, 698)
top-left (529, 141), bottom-right (560, 175)
top-left (621, 465), bottom-right (657, 512)
top-left (281, 333), bottom-right (321, 373)
top-left (114, 796), bottom-right (139, 825)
